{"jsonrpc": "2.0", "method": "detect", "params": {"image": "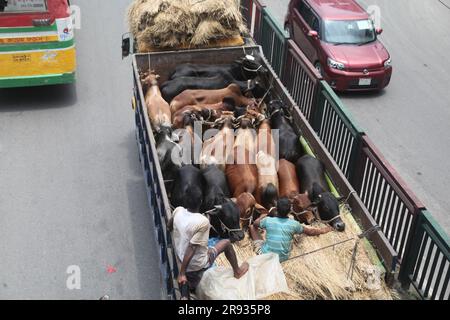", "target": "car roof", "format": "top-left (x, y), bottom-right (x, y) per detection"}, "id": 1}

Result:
top-left (306, 0), bottom-right (369, 20)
